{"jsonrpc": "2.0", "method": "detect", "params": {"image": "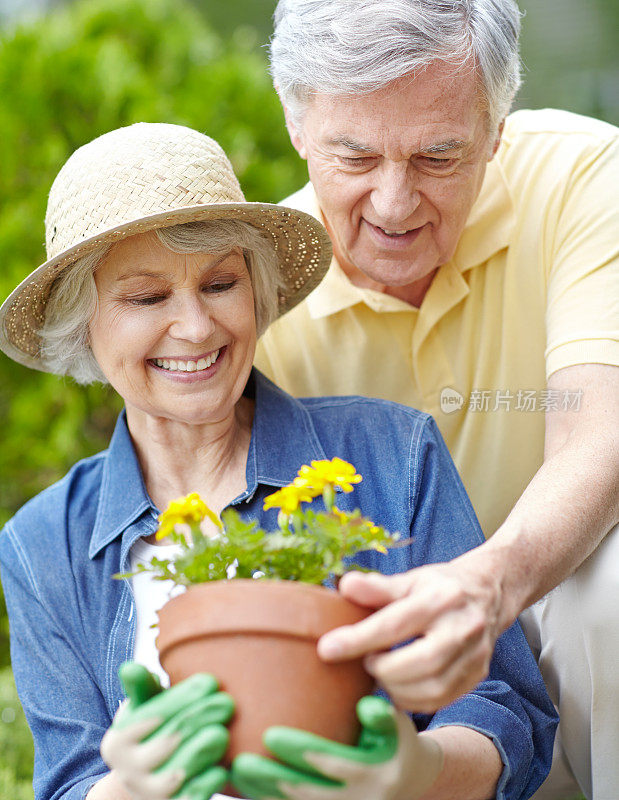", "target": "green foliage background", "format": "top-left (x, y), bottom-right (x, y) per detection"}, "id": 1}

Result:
top-left (0, 0), bottom-right (615, 794)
